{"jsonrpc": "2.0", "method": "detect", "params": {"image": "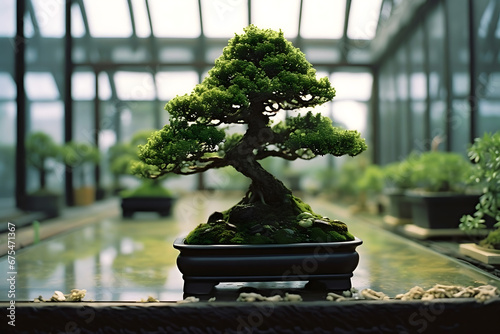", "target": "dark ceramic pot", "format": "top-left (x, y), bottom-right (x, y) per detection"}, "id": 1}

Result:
top-left (406, 192), bottom-right (496, 229)
top-left (121, 197), bottom-right (174, 218)
top-left (173, 236), bottom-right (363, 294)
top-left (384, 189), bottom-right (412, 220)
top-left (24, 193), bottom-right (62, 219)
